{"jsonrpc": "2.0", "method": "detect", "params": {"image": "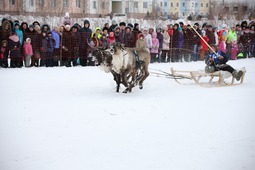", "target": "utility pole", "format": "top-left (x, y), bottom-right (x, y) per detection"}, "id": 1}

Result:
top-left (122, 0), bottom-right (125, 13)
